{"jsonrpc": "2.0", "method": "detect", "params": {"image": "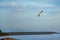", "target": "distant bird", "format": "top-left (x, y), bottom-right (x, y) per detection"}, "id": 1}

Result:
top-left (37, 10), bottom-right (43, 17)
